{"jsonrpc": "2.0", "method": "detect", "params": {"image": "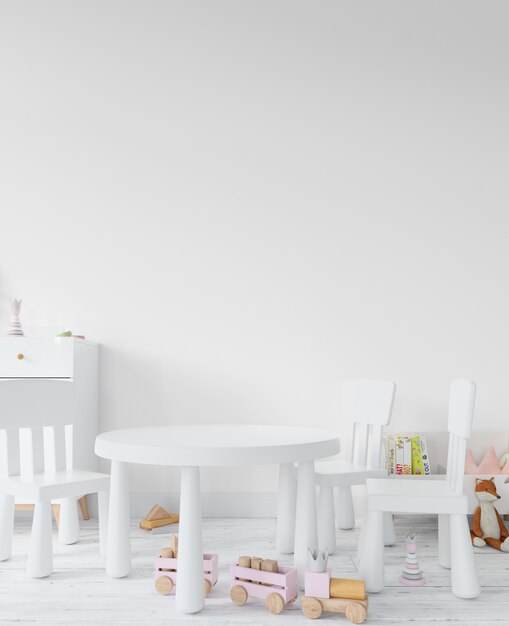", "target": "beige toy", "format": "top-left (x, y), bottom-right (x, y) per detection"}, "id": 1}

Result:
top-left (470, 478), bottom-right (509, 551)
